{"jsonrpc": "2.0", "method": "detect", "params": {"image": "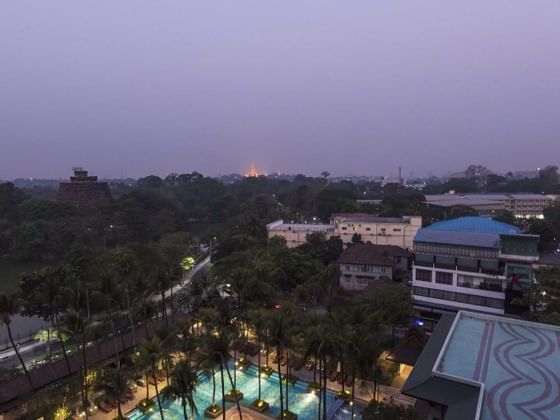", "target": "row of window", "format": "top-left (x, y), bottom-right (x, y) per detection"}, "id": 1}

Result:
top-left (343, 276), bottom-right (384, 285)
top-left (413, 286), bottom-right (504, 309)
top-left (414, 244), bottom-right (498, 259)
top-left (340, 227), bottom-right (403, 232)
top-left (343, 265), bottom-right (388, 273)
top-left (416, 269), bottom-right (453, 284)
